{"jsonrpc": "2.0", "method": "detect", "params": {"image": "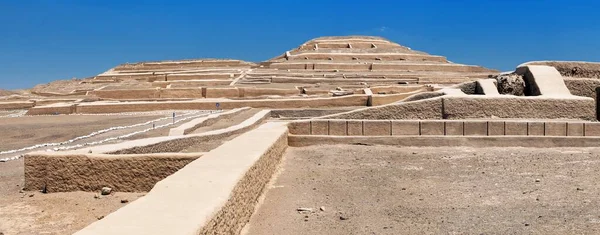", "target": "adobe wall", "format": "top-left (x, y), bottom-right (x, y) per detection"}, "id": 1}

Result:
top-left (0, 101), bottom-right (35, 110)
top-left (89, 89), bottom-right (160, 99)
top-left (371, 63), bottom-right (493, 73)
top-left (524, 61), bottom-right (600, 79)
top-left (25, 103), bottom-right (77, 115)
top-left (369, 85), bottom-right (427, 94)
top-left (241, 87), bottom-right (301, 97)
top-left (113, 60), bottom-right (246, 71)
top-left (24, 153), bottom-right (201, 193)
top-left (564, 77), bottom-right (600, 99)
top-left (288, 120), bottom-right (599, 137)
top-left (371, 91), bottom-right (425, 106)
top-left (324, 97), bottom-right (443, 120)
top-left (152, 80), bottom-right (231, 88)
top-left (270, 76), bottom-right (418, 84)
top-left (204, 87), bottom-right (240, 98)
top-left (288, 135), bottom-right (600, 148)
top-left (166, 73), bottom-right (234, 81)
top-left (443, 96), bottom-right (595, 120)
top-left (55, 95), bottom-right (366, 114)
top-left (96, 74), bottom-right (164, 81)
top-left (324, 95), bottom-right (595, 121)
top-left (287, 53), bottom-right (447, 62)
top-left (74, 122), bottom-right (289, 235)
top-left (159, 88), bottom-right (203, 99)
